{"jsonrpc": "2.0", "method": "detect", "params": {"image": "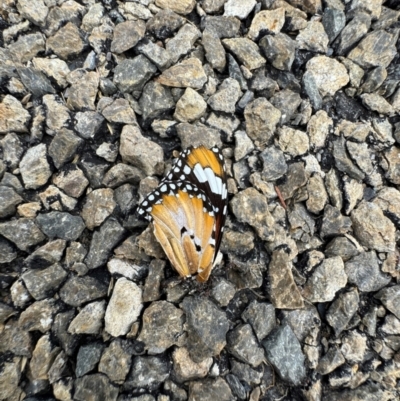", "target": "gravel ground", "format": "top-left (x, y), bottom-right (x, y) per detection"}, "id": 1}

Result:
top-left (1, 0), bottom-right (400, 400)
